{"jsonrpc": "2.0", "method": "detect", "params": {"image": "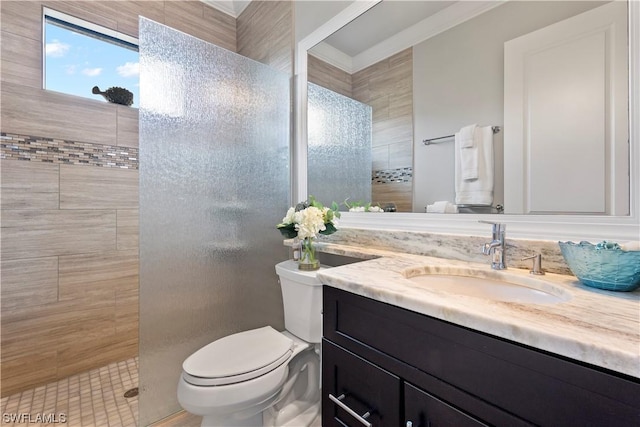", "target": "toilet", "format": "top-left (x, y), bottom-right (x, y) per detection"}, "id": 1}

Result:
top-left (177, 260), bottom-right (323, 427)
